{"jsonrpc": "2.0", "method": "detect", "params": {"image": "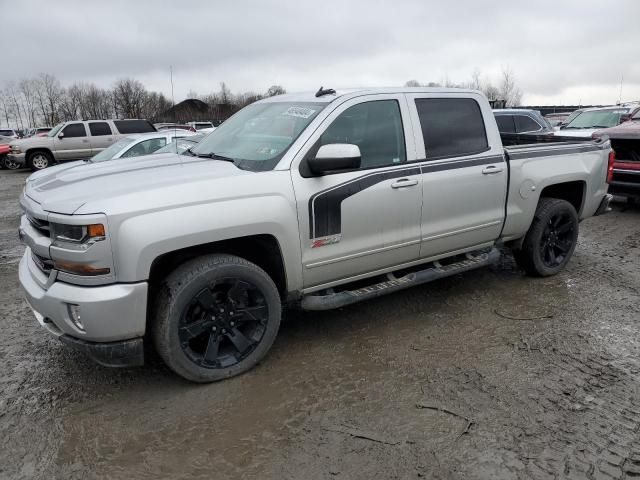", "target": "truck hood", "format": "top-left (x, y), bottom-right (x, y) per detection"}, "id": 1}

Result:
top-left (25, 153), bottom-right (251, 214)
